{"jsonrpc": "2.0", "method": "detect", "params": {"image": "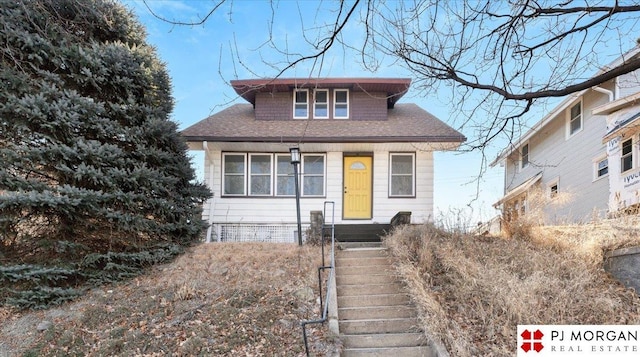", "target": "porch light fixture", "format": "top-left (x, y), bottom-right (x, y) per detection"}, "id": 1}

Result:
top-left (290, 147), bottom-right (303, 245)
